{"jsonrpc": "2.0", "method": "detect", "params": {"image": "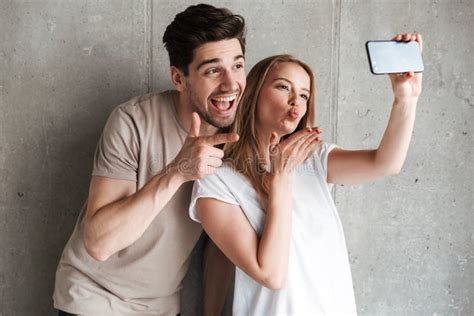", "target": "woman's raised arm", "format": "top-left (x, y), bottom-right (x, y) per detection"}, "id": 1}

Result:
top-left (327, 33), bottom-right (423, 185)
